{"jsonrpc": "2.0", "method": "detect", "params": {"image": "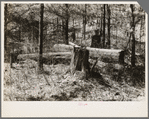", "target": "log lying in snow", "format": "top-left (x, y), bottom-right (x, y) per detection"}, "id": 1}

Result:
top-left (53, 42), bottom-right (124, 64)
